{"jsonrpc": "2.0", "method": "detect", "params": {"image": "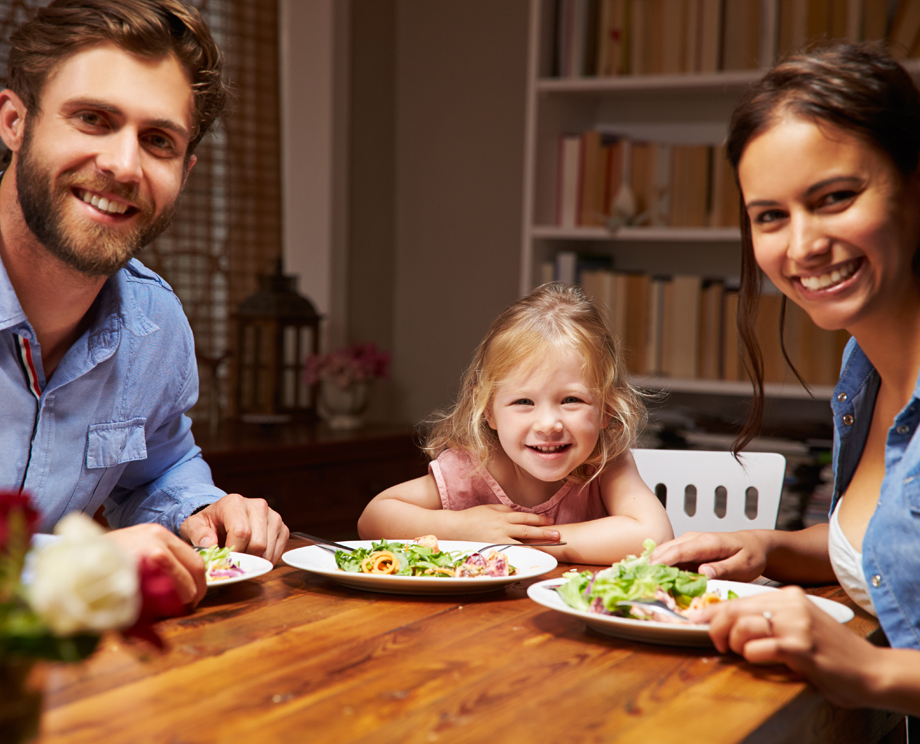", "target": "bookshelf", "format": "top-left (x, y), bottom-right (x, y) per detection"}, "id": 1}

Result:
top-left (520, 0), bottom-right (910, 407)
